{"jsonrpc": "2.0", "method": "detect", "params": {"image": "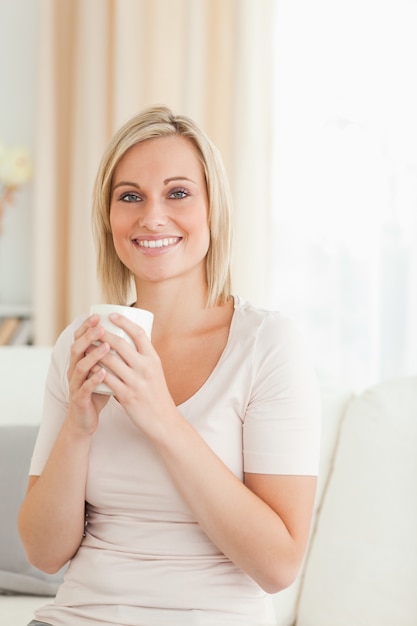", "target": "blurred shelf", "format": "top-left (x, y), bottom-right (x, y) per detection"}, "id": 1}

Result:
top-left (0, 304), bottom-right (32, 317)
top-left (0, 305), bottom-right (33, 345)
